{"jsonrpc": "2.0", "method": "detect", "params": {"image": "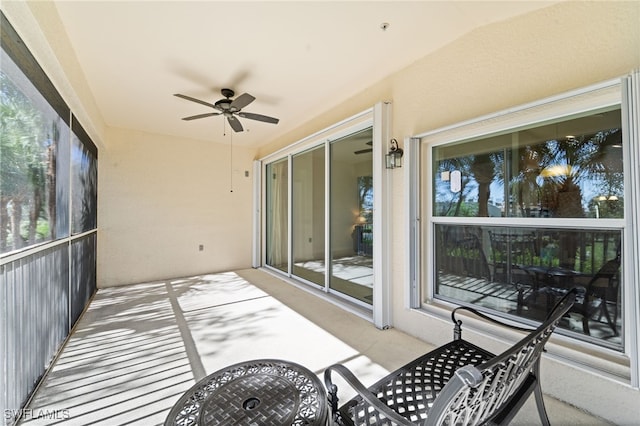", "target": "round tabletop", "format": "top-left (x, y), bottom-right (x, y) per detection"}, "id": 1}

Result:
top-left (165, 359), bottom-right (327, 426)
top-left (525, 265), bottom-right (582, 277)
